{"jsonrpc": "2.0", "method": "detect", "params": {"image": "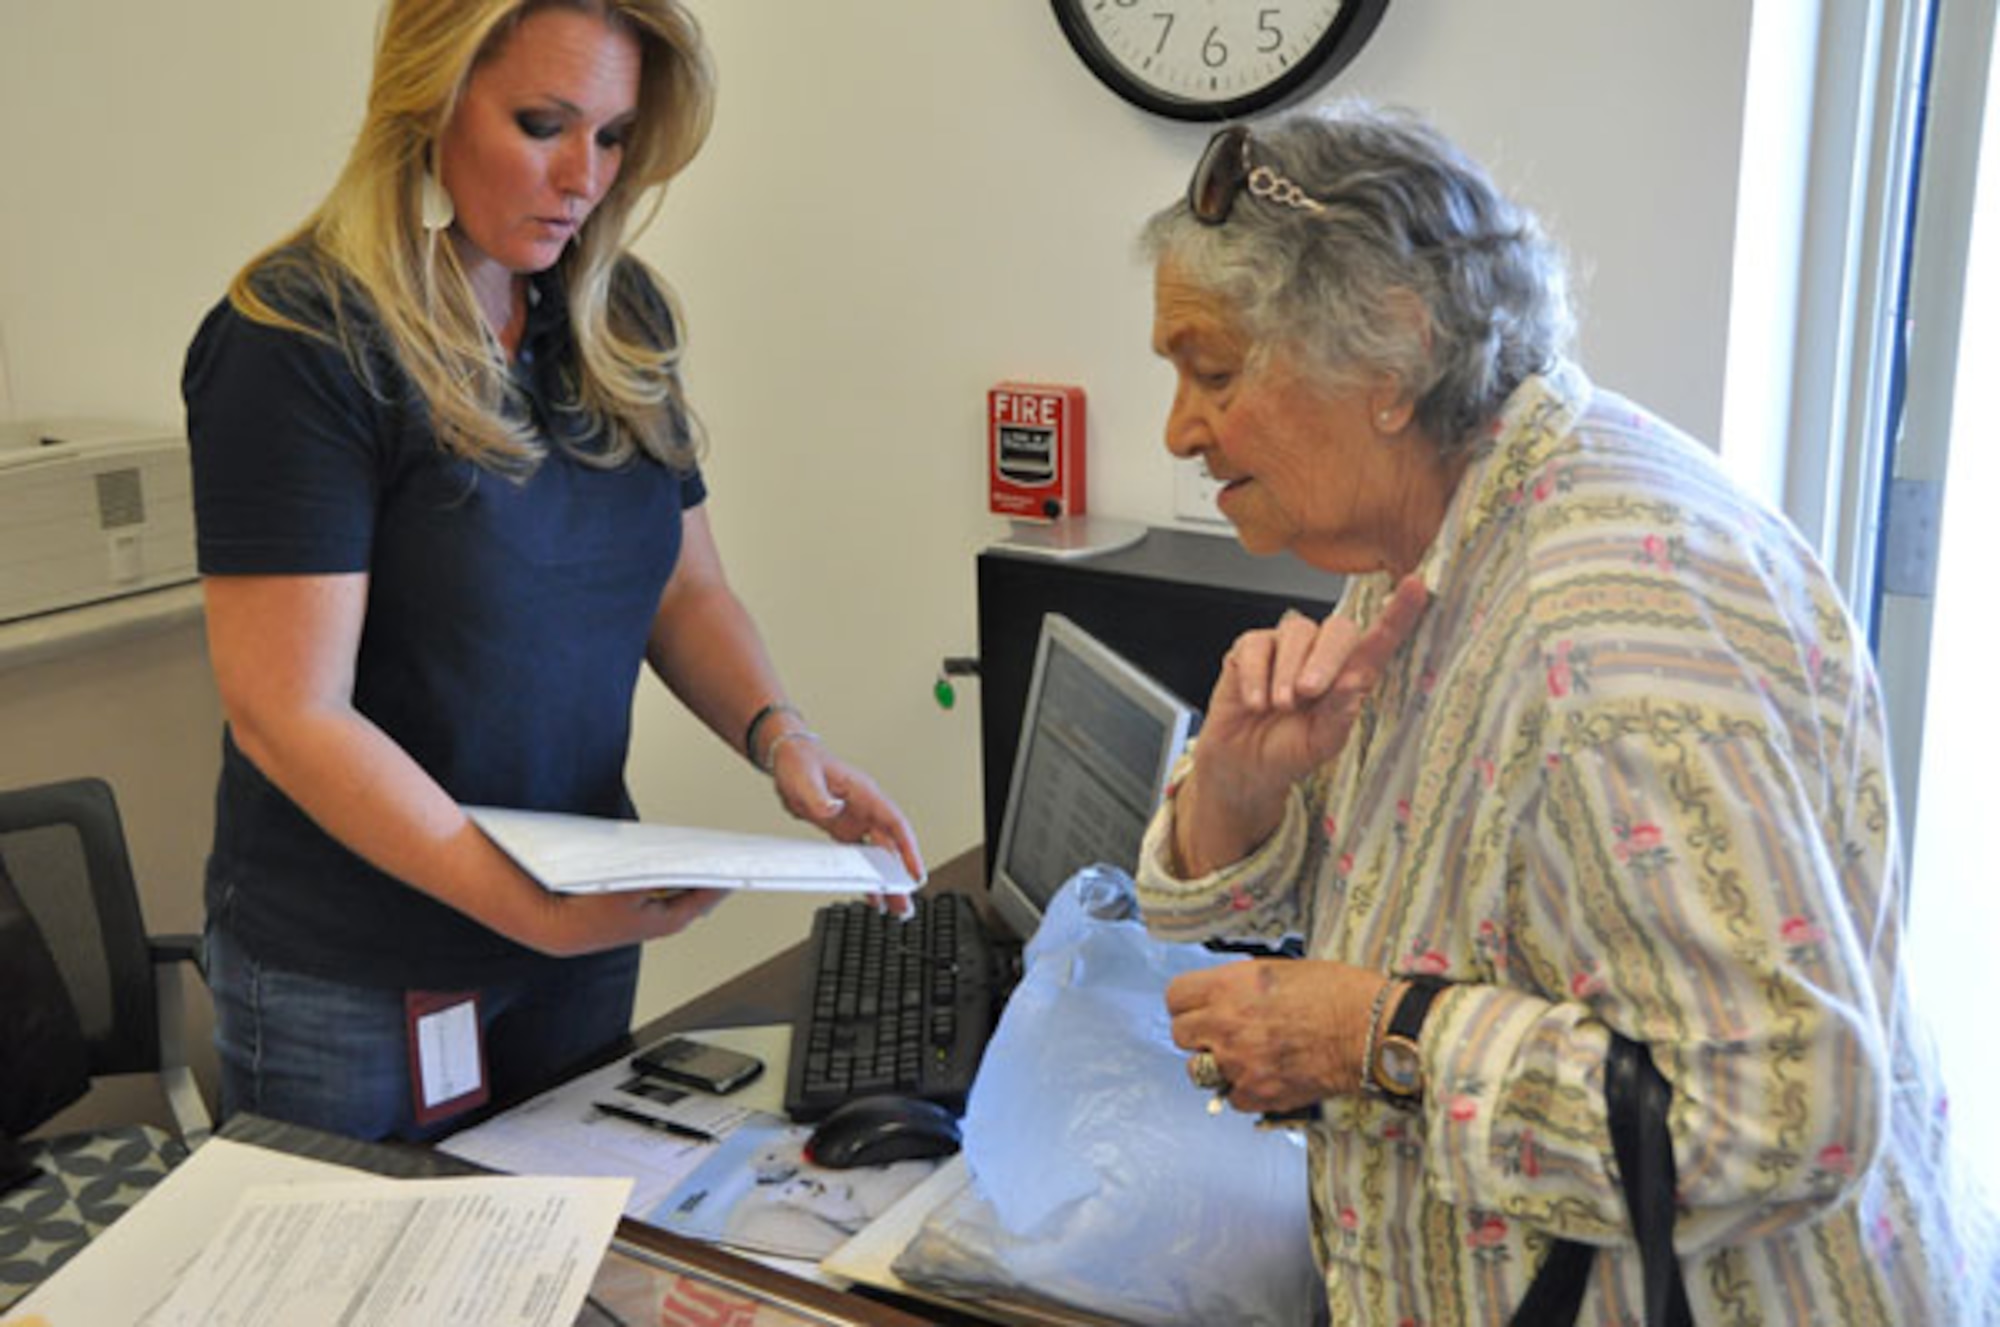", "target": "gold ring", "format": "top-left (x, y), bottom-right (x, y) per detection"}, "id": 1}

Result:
top-left (1185, 1051), bottom-right (1228, 1091)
